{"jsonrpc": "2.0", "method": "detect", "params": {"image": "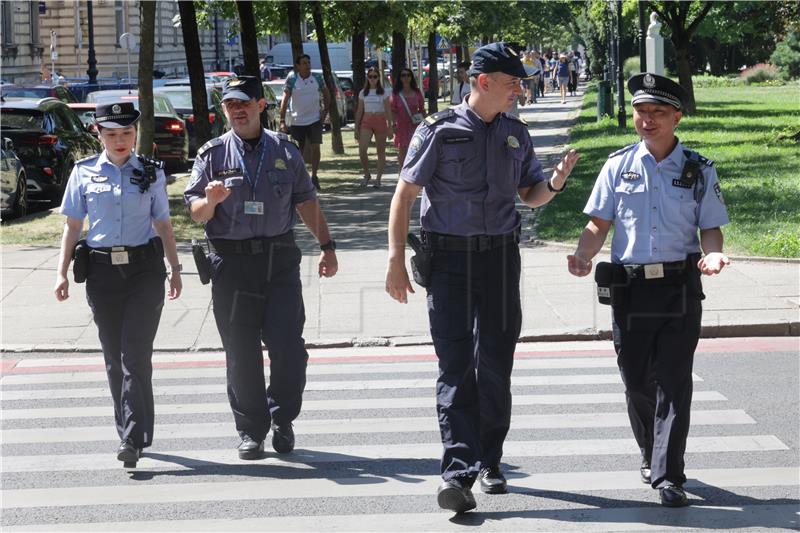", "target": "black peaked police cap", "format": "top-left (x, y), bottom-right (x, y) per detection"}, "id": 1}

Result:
top-left (627, 72), bottom-right (687, 110)
top-left (94, 101), bottom-right (141, 128)
top-left (469, 42), bottom-right (531, 79)
top-left (222, 76), bottom-right (263, 101)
